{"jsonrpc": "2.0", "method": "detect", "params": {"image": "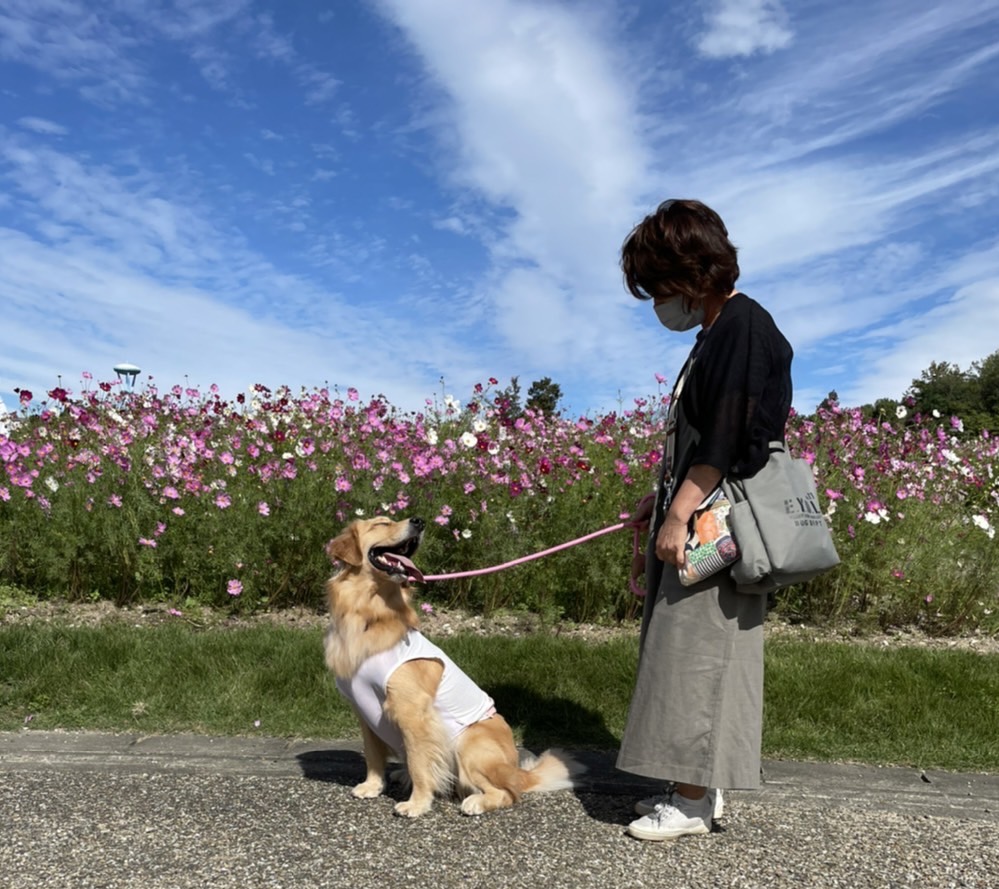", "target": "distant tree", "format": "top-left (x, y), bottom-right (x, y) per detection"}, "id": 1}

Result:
top-left (526, 377), bottom-right (563, 417)
top-left (818, 390), bottom-right (839, 411)
top-left (905, 361), bottom-right (978, 419)
top-left (868, 397), bottom-right (902, 423)
top-left (904, 358), bottom-right (995, 434)
top-left (977, 349), bottom-right (999, 416)
top-left (494, 376), bottom-right (523, 420)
